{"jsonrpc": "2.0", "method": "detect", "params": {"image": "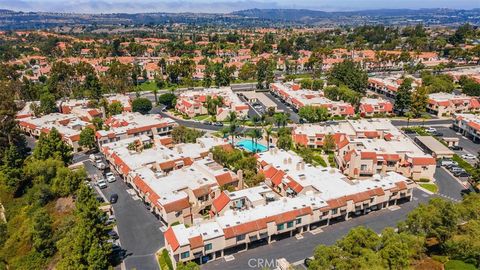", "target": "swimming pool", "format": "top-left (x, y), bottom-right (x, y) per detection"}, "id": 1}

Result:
top-left (236, 139), bottom-right (268, 153)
